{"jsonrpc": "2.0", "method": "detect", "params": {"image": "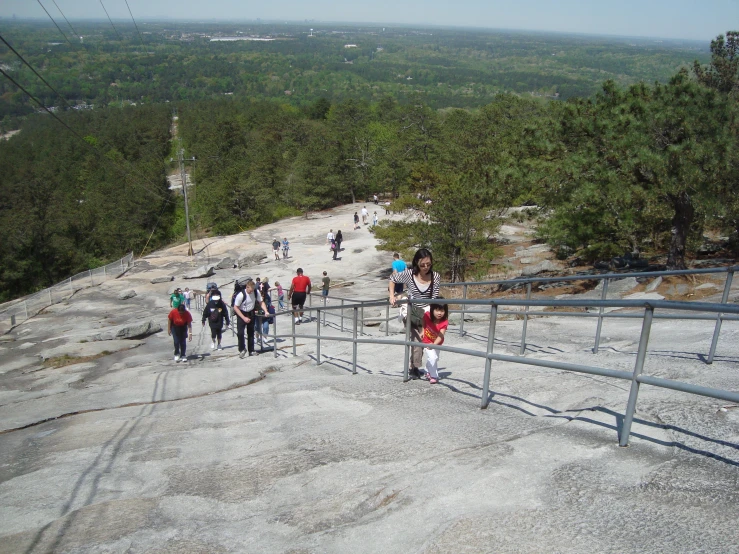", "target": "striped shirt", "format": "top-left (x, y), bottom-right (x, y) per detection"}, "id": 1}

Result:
top-left (390, 269), bottom-right (441, 309)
